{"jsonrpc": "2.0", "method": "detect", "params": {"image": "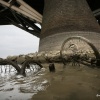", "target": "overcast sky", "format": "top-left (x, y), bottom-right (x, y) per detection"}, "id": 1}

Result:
top-left (0, 25), bottom-right (39, 58)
